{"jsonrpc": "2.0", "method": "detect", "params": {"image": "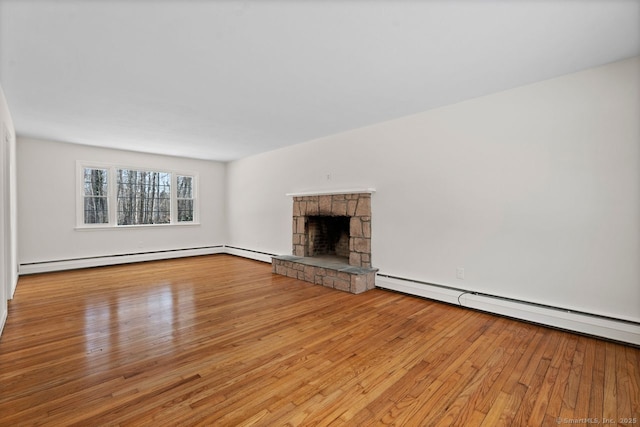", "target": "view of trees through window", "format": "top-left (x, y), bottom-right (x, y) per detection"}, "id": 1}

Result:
top-left (82, 166), bottom-right (195, 226)
top-left (117, 169), bottom-right (171, 225)
top-left (177, 175), bottom-right (194, 222)
top-left (83, 168), bottom-right (109, 224)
